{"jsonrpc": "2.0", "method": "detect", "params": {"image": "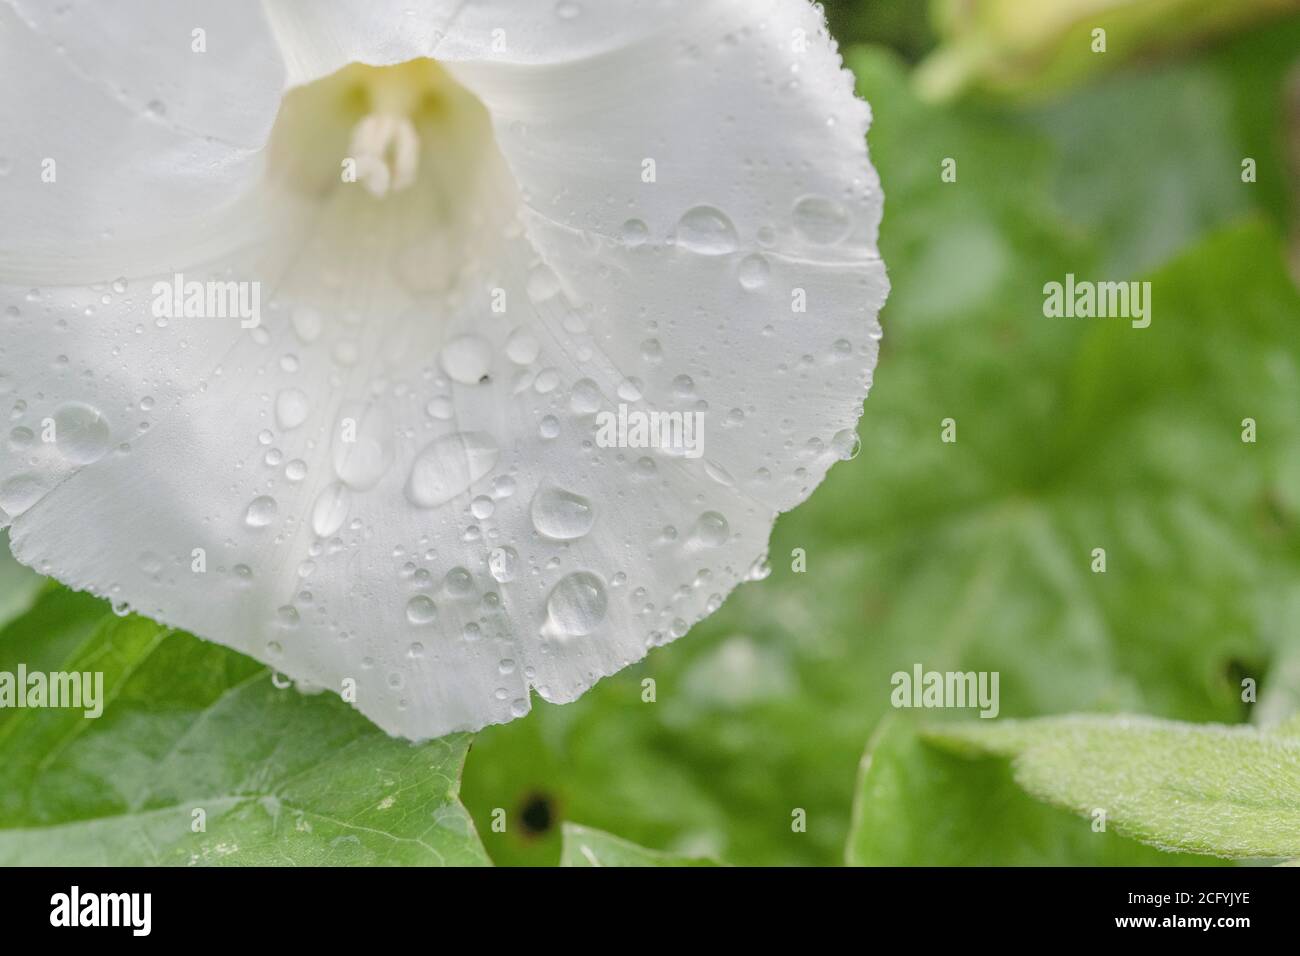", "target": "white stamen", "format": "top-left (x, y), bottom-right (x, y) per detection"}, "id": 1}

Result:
top-left (349, 114), bottom-right (420, 198)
